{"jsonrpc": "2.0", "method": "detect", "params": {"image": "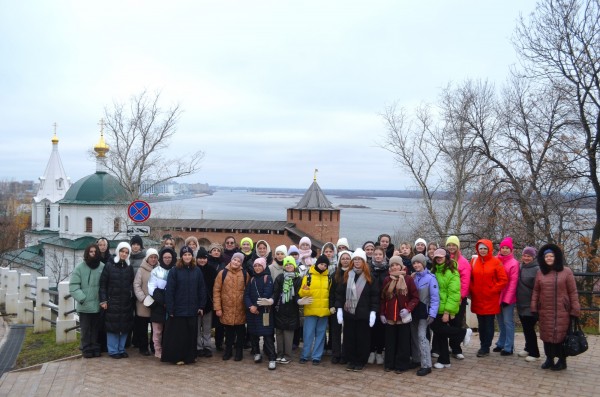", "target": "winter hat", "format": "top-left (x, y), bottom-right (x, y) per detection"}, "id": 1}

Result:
top-left (240, 237), bottom-right (254, 251)
top-left (337, 237), bottom-right (350, 250)
top-left (338, 250), bottom-right (352, 262)
top-left (351, 248), bottom-right (367, 263)
top-left (114, 242), bottom-right (132, 264)
top-left (130, 235), bottom-right (144, 249)
top-left (433, 248), bottom-right (447, 259)
top-left (144, 248), bottom-right (159, 261)
top-left (522, 246), bottom-right (537, 257)
top-left (275, 245), bottom-right (288, 255)
top-left (500, 236), bottom-right (514, 251)
top-left (208, 242), bottom-right (223, 254)
top-left (253, 257), bottom-right (267, 271)
top-left (282, 256), bottom-right (297, 269)
top-left (299, 236), bottom-right (312, 247)
top-left (389, 256), bottom-right (403, 266)
top-left (411, 254), bottom-right (427, 265)
top-left (185, 236), bottom-right (199, 247)
top-left (315, 254), bottom-right (330, 267)
top-left (197, 246), bottom-right (209, 259)
top-left (159, 247), bottom-right (177, 266)
top-left (180, 246), bottom-right (195, 257)
top-left (362, 241), bottom-right (375, 250)
top-left (445, 235), bottom-right (461, 249)
top-left (231, 252), bottom-right (245, 263)
top-left (414, 238), bottom-right (427, 247)
top-left (288, 245), bottom-right (300, 256)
